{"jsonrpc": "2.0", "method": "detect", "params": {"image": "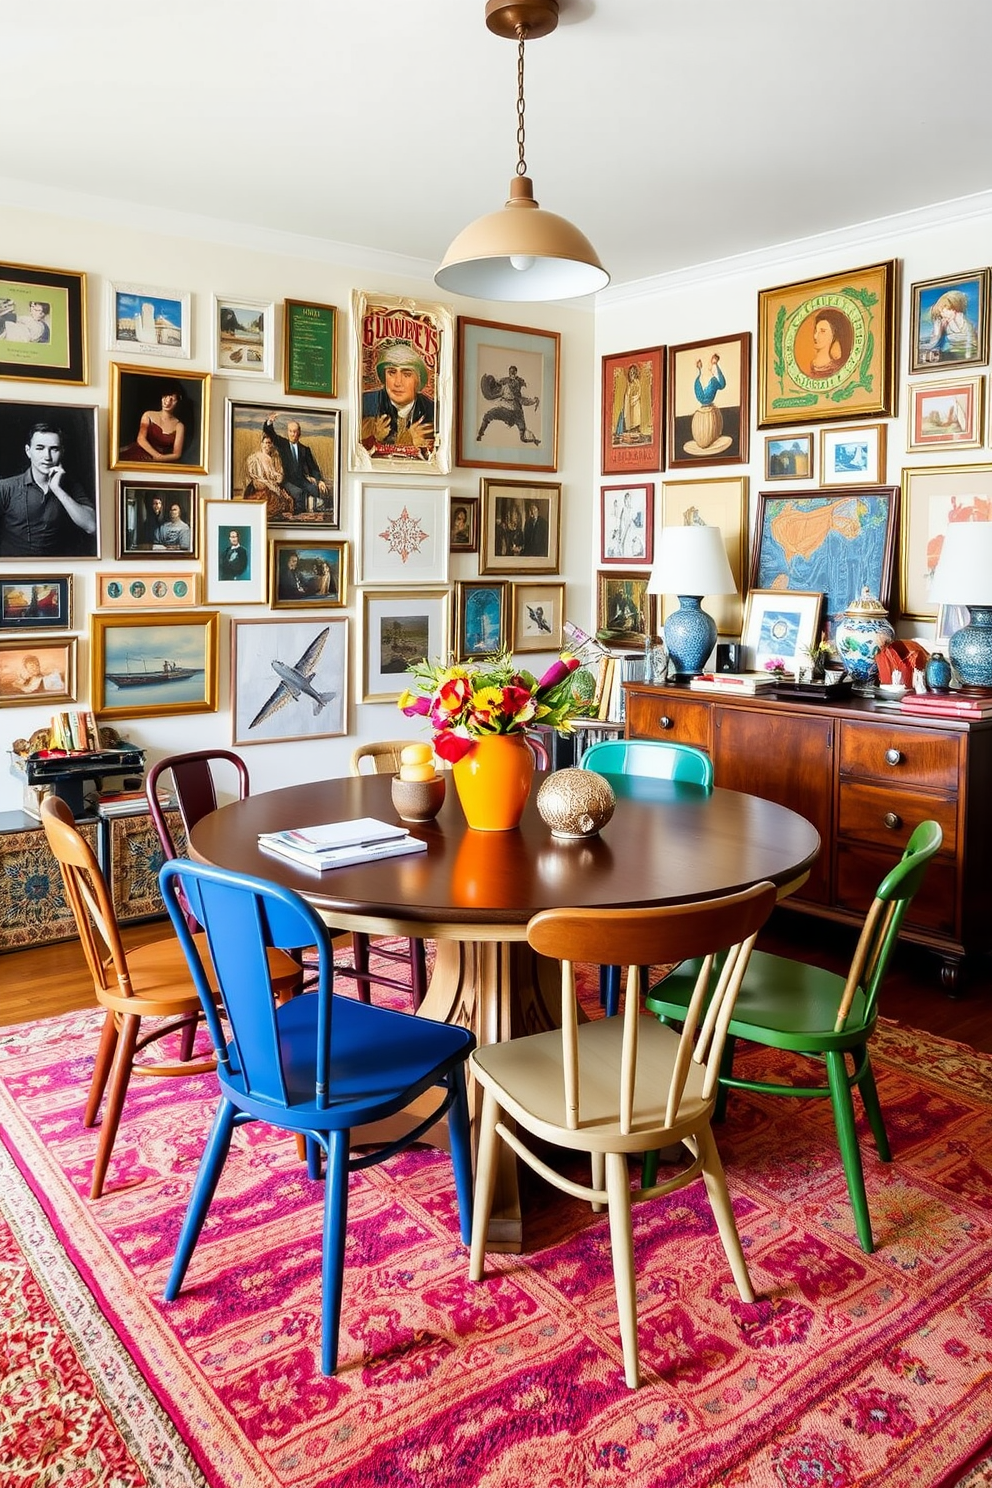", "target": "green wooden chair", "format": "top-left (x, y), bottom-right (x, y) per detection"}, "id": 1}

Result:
top-left (643, 820), bottom-right (943, 1253)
